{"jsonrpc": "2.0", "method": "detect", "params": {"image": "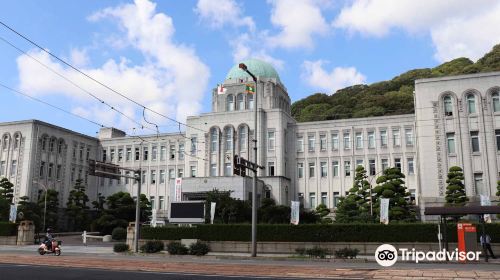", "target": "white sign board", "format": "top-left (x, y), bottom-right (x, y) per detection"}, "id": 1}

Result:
top-left (174, 178), bottom-right (182, 202)
top-left (480, 195), bottom-right (492, 223)
top-left (290, 201), bottom-right (300, 225)
top-left (380, 198), bottom-right (389, 225)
